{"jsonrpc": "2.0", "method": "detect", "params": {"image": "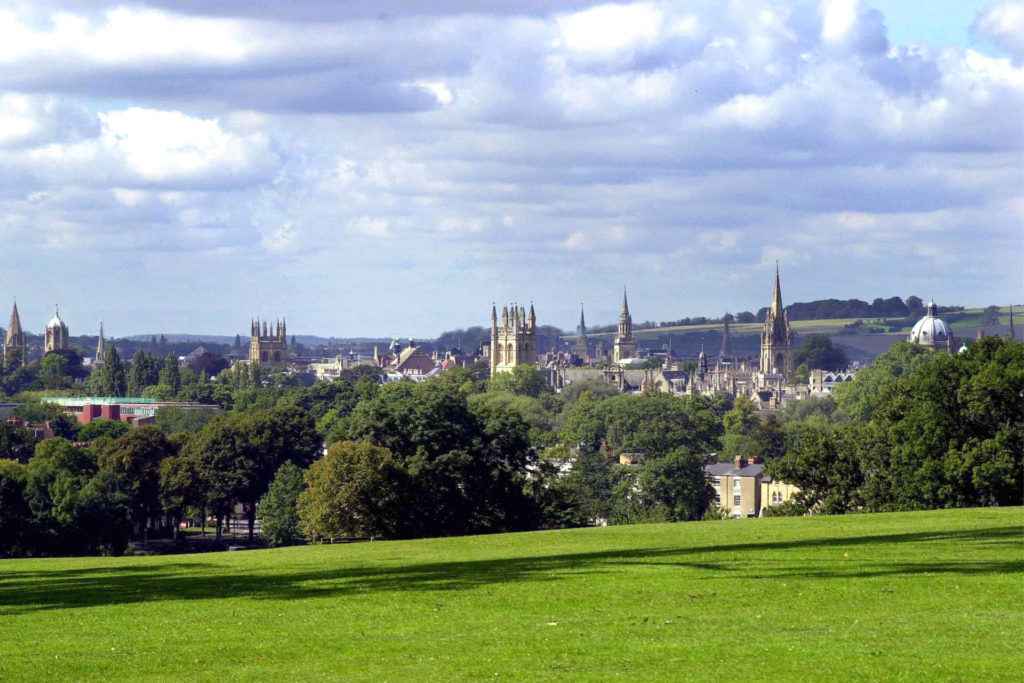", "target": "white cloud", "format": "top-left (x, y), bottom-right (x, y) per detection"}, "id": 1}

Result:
top-left (348, 216), bottom-right (391, 238)
top-left (973, 1), bottom-right (1024, 65)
